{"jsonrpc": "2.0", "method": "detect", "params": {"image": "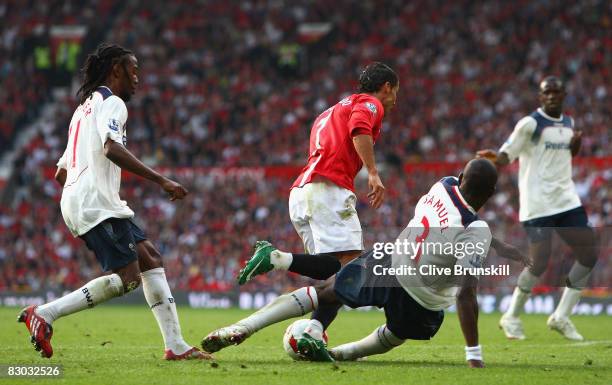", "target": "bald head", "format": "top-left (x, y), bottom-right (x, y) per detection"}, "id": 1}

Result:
top-left (458, 158), bottom-right (498, 210)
